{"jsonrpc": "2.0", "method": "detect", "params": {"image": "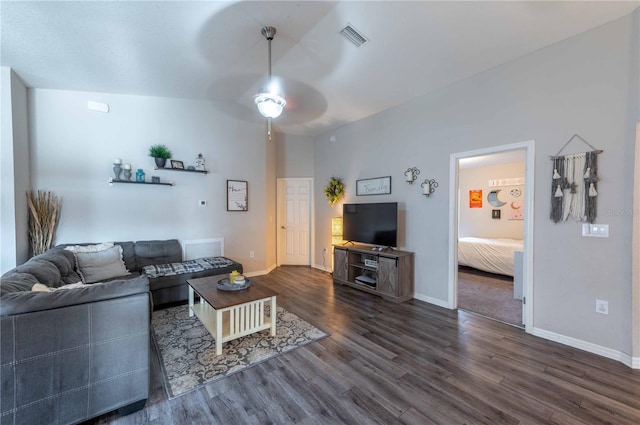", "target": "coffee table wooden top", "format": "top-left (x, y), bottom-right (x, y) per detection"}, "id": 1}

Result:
top-left (187, 274), bottom-right (279, 310)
